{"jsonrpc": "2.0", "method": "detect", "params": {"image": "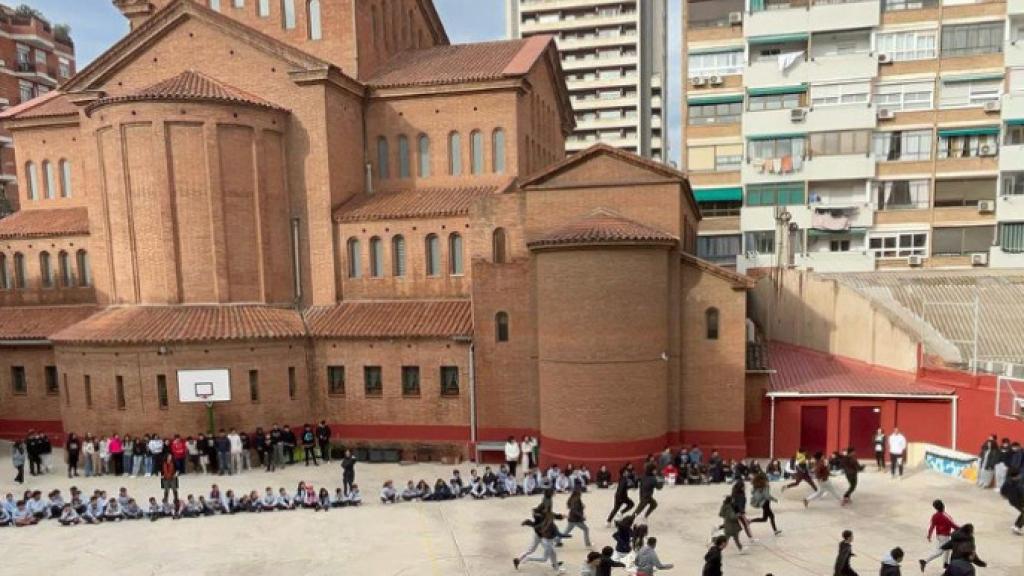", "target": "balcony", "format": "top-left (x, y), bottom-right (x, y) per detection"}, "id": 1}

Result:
top-left (795, 249), bottom-right (876, 272)
top-left (742, 158), bottom-right (808, 184)
top-left (555, 33), bottom-right (639, 51)
top-left (522, 12), bottom-right (638, 34)
top-left (809, 203), bottom-right (875, 228)
top-left (1001, 143), bottom-right (1024, 173)
top-left (744, 58), bottom-right (808, 88)
top-left (15, 60), bottom-right (36, 73)
top-left (747, 342), bottom-right (770, 371)
top-left (803, 153), bottom-right (876, 180)
top-left (803, 104), bottom-right (877, 132)
top-left (806, 52), bottom-right (878, 83)
top-left (997, 192), bottom-right (1024, 222)
top-left (1007, 38), bottom-right (1024, 69)
top-left (741, 205), bottom-right (812, 230)
top-left (745, 0), bottom-right (881, 38)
